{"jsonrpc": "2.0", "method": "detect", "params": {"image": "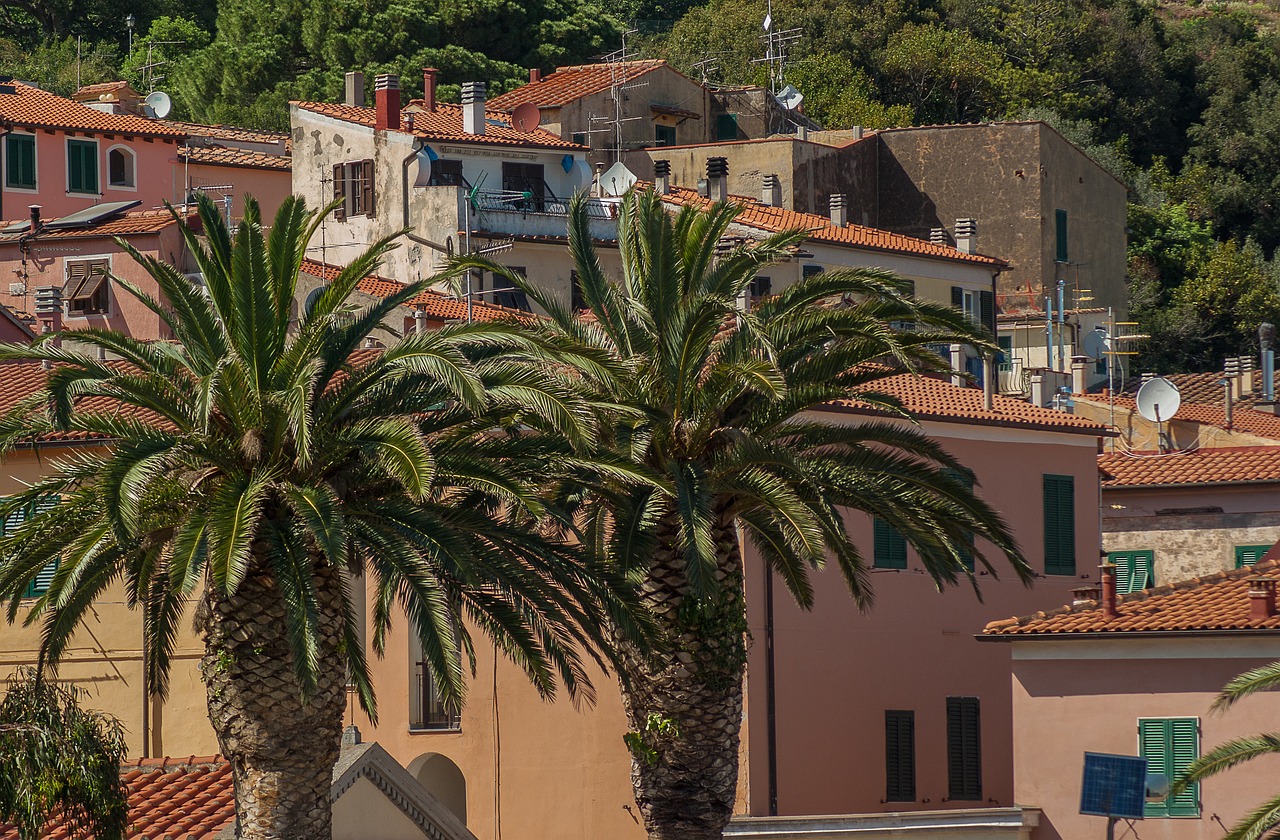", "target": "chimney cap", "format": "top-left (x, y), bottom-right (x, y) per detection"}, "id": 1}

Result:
top-left (374, 73), bottom-right (400, 90)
